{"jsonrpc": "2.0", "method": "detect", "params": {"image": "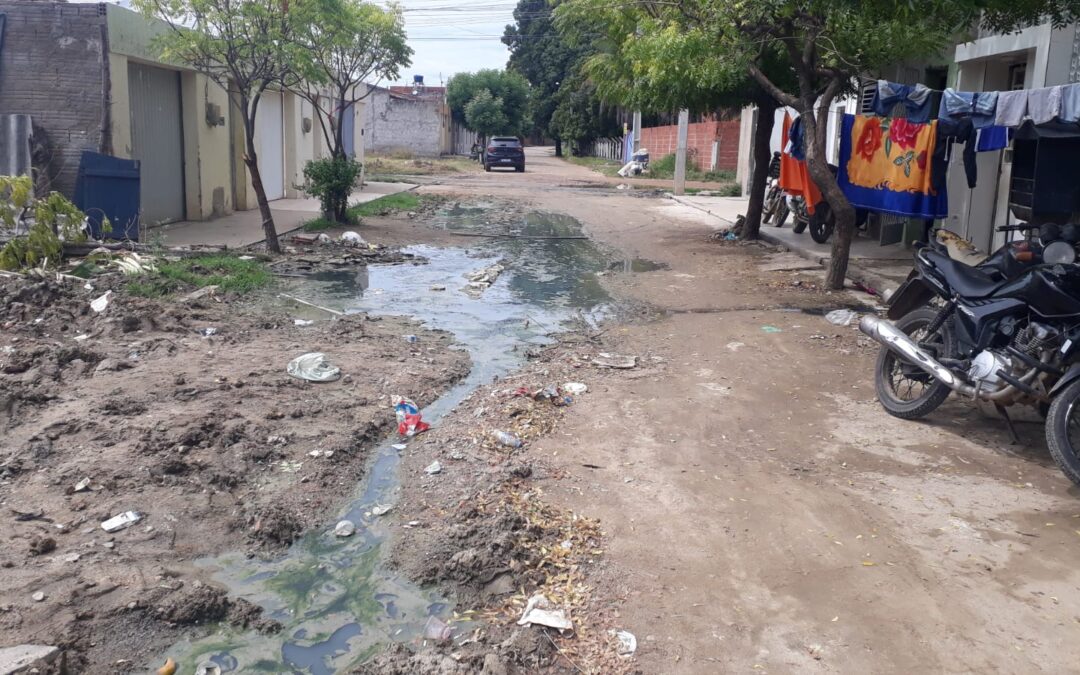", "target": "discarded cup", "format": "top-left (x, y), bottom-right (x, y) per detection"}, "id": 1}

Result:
top-left (424, 615), bottom-right (453, 641)
top-left (101, 511), bottom-right (143, 533)
top-left (493, 430), bottom-right (523, 448)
